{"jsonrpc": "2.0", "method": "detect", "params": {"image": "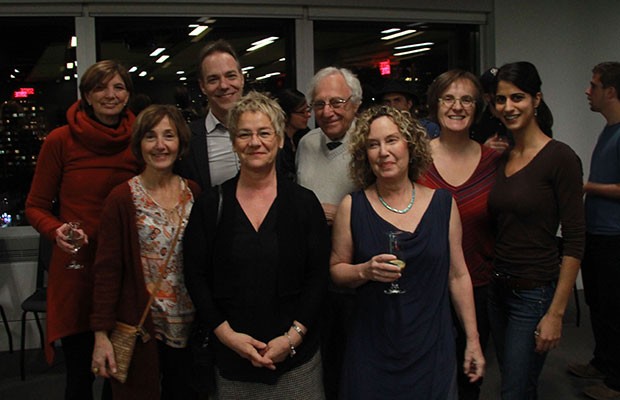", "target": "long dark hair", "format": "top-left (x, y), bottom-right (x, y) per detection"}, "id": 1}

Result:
top-left (494, 62), bottom-right (553, 137)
